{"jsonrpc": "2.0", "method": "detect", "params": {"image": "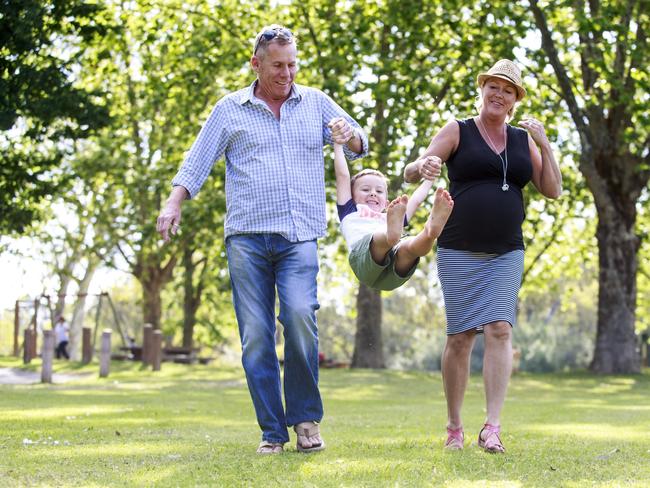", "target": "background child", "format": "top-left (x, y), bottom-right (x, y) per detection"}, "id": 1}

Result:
top-left (331, 120), bottom-right (454, 291)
